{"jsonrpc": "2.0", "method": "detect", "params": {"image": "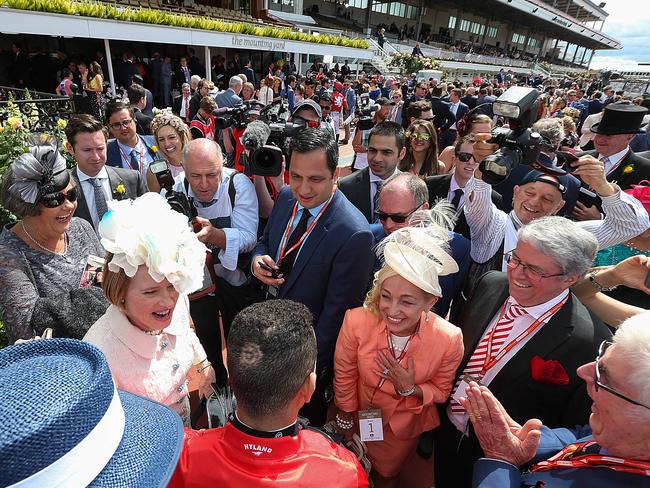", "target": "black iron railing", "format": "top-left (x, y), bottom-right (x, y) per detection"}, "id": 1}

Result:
top-left (0, 86), bottom-right (76, 132)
